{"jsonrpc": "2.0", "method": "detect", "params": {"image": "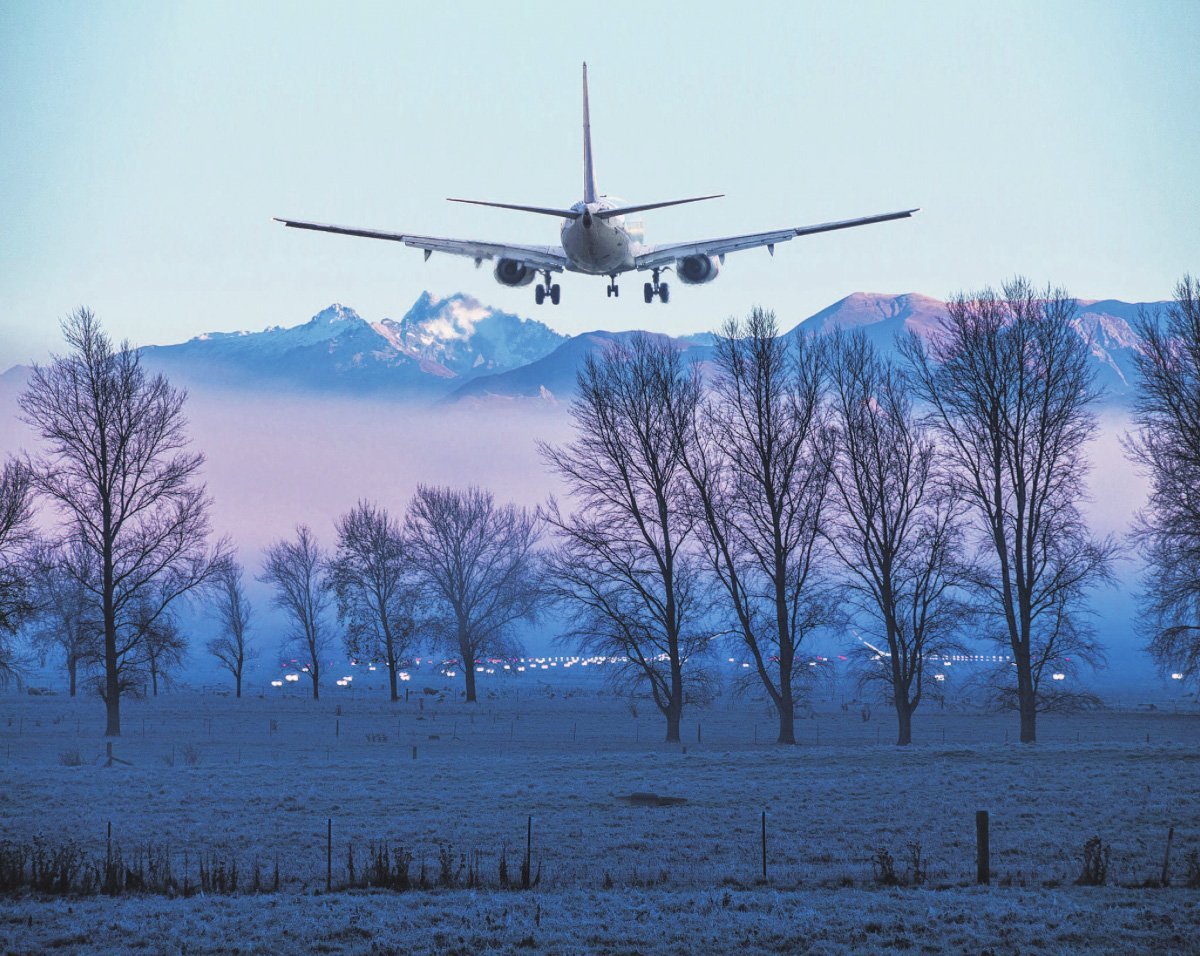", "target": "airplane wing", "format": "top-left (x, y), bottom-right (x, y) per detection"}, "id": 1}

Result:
top-left (634, 208), bottom-right (919, 270)
top-left (273, 218), bottom-right (570, 272)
